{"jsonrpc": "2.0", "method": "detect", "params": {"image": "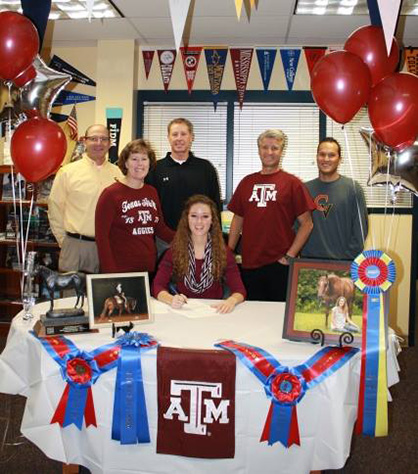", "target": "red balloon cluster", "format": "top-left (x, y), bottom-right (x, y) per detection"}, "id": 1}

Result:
top-left (311, 25), bottom-right (418, 150)
top-left (11, 118), bottom-right (67, 183)
top-left (0, 11), bottom-right (39, 82)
